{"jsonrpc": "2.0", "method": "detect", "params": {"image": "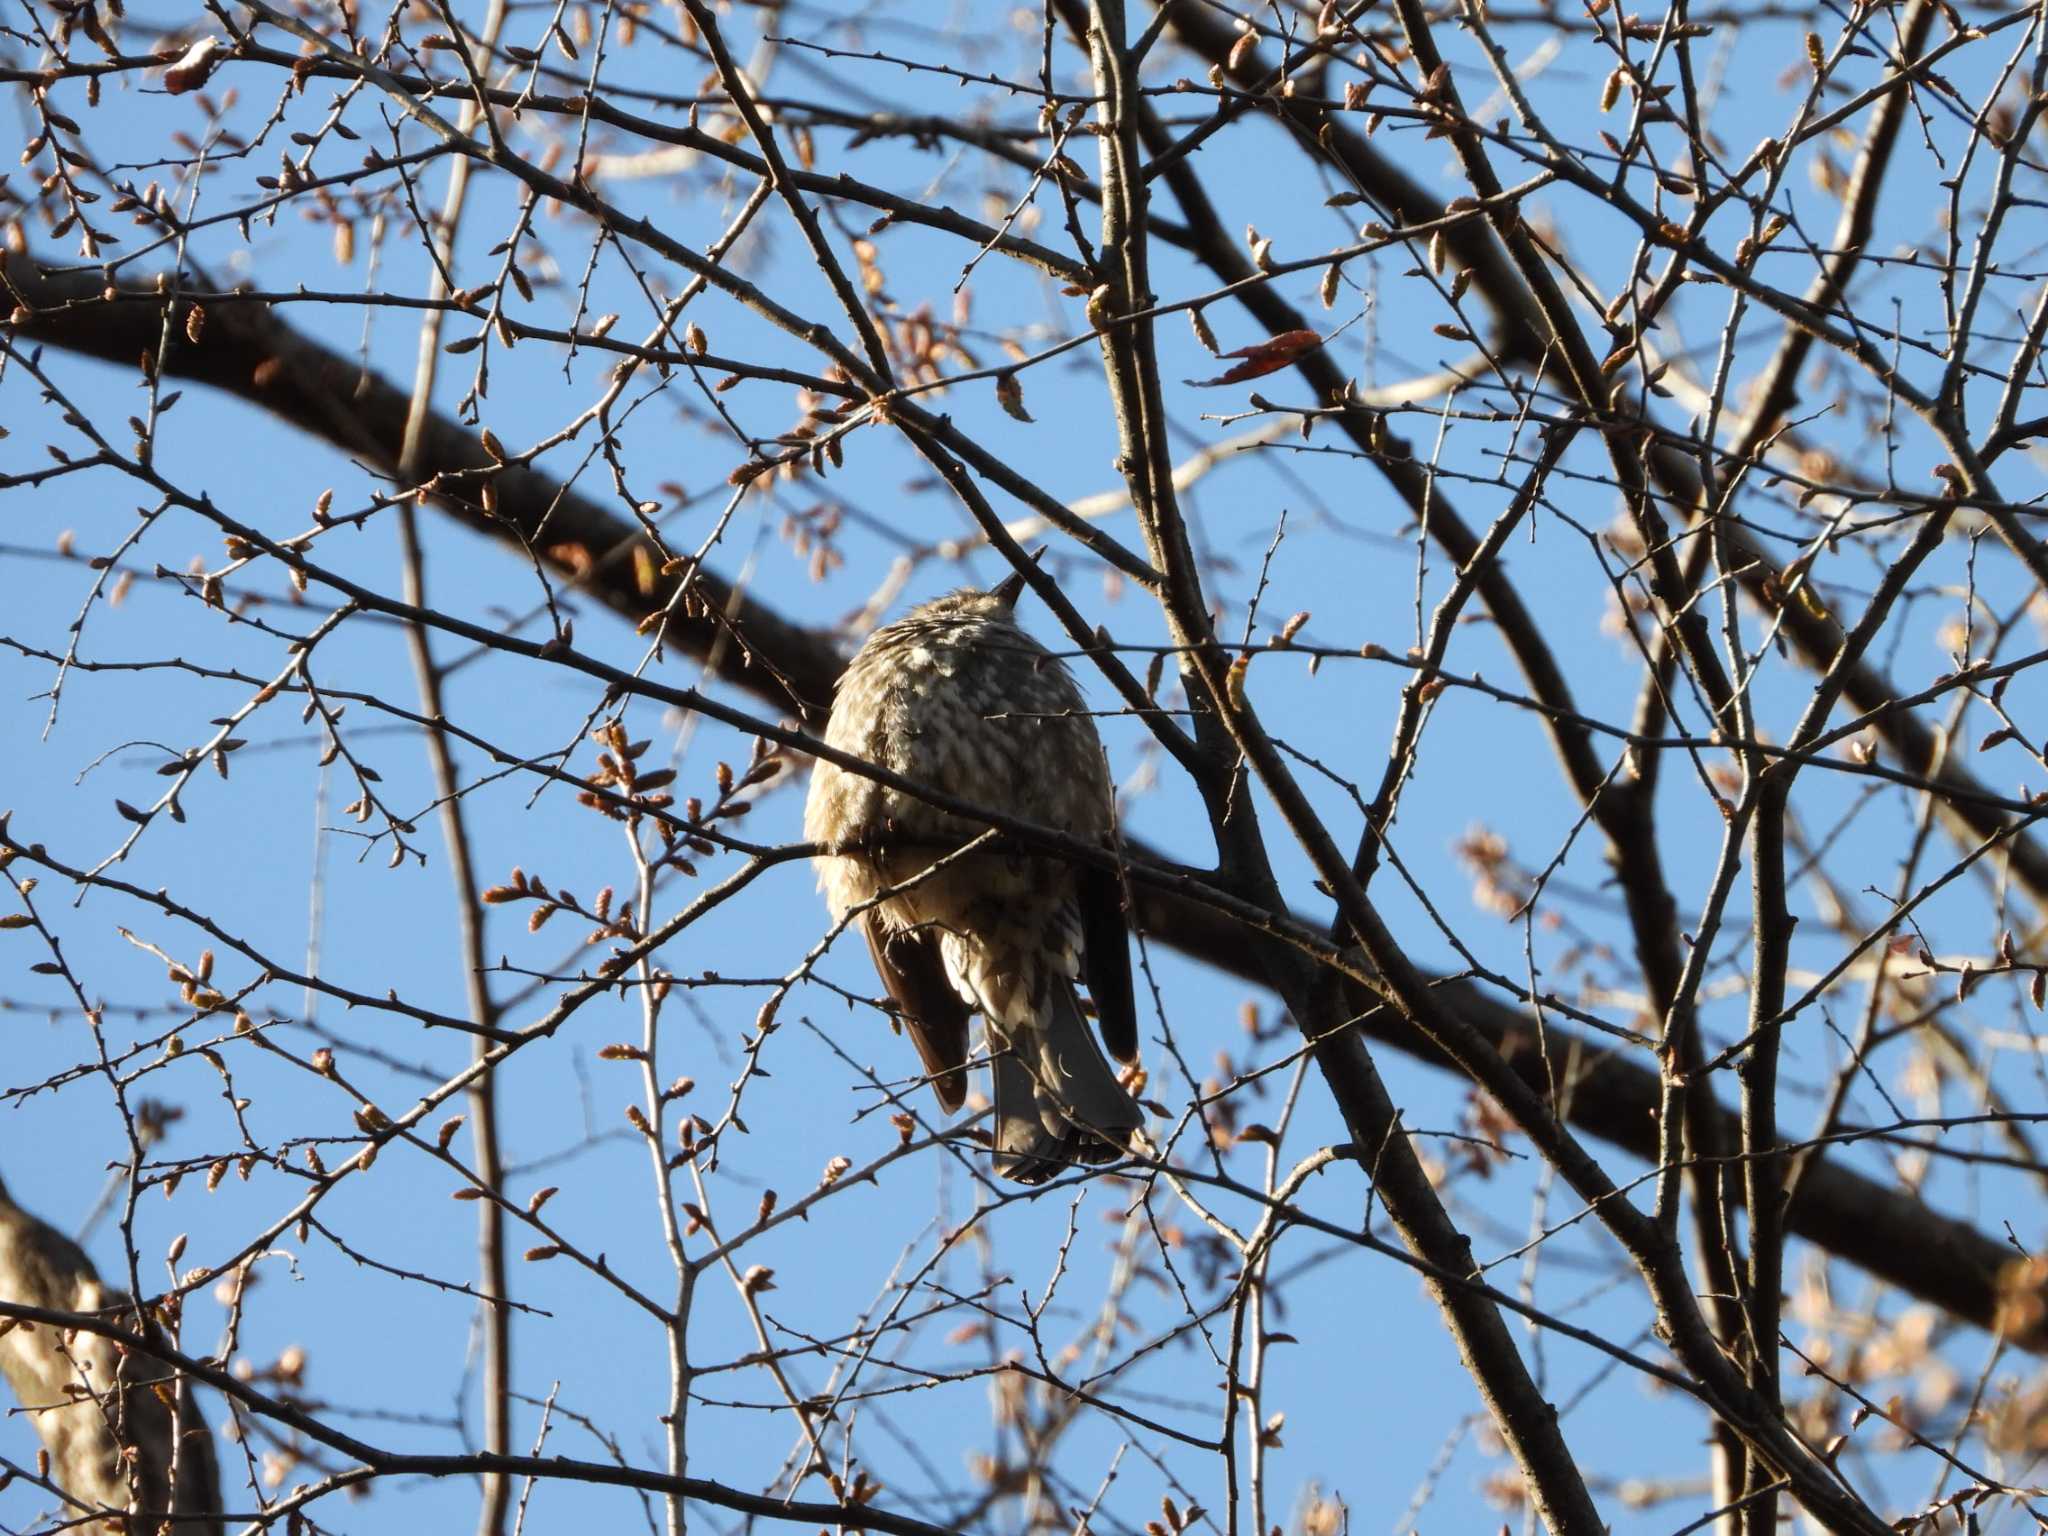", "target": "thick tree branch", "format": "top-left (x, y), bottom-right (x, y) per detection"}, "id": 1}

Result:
top-left (0, 1177), bottom-right (222, 1534)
